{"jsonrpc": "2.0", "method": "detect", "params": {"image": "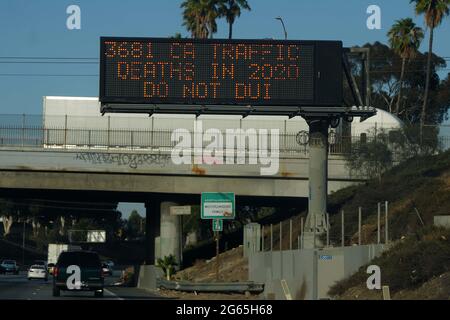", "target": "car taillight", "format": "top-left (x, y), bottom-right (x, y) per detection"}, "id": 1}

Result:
top-left (53, 267), bottom-right (58, 277)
